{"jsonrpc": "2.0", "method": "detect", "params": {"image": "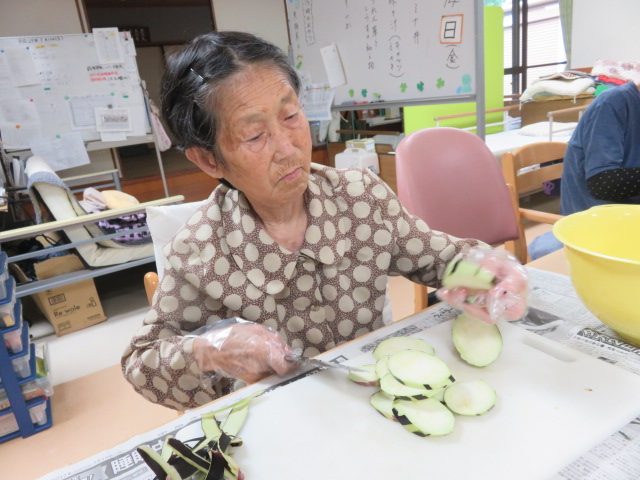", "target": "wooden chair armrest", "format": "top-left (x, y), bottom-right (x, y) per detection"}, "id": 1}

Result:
top-left (519, 208), bottom-right (563, 224)
top-left (0, 195), bottom-right (185, 243)
top-left (144, 271), bottom-right (159, 305)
